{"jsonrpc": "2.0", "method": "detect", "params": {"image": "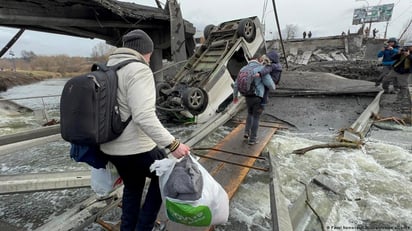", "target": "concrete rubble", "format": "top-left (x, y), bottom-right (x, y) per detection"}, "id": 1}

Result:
top-left (266, 34), bottom-right (411, 123)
